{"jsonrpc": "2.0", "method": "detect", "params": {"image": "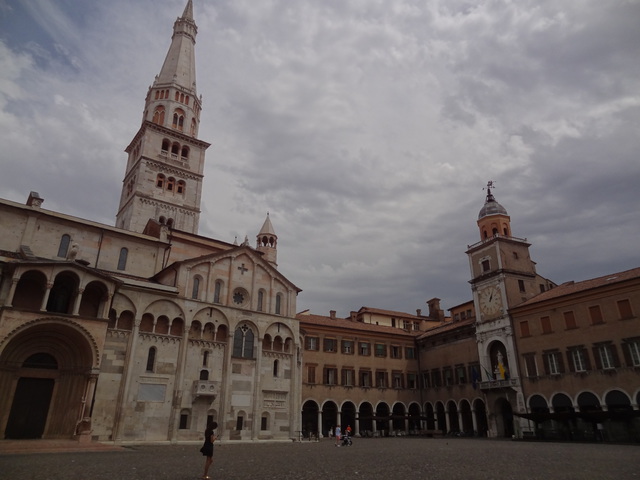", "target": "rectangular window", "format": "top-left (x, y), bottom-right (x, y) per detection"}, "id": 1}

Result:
top-left (413, 322), bottom-right (420, 331)
top-left (359, 342), bottom-right (370, 356)
top-left (482, 259), bottom-right (490, 272)
top-left (360, 370), bottom-right (371, 387)
top-left (307, 365), bottom-right (316, 384)
top-left (342, 368), bottom-right (355, 386)
top-left (324, 367), bottom-right (338, 385)
top-left (261, 417), bottom-right (268, 431)
top-left (236, 416), bottom-right (243, 431)
top-left (390, 345), bottom-right (402, 359)
top-left (617, 299), bottom-right (633, 320)
top-left (402, 320), bottom-right (410, 330)
top-left (374, 343), bottom-right (386, 357)
top-left (342, 340), bottom-right (354, 354)
top-left (456, 365), bottom-right (467, 384)
top-left (543, 351), bottom-right (564, 375)
top-left (305, 337), bottom-right (318, 351)
top-left (518, 279), bottom-right (526, 293)
top-left (569, 348), bottom-right (587, 372)
top-left (564, 311), bottom-right (577, 330)
top-left (323, 338), bottom-right (337, 352)
top-left (598, 345), bottom-right (615, 370)
top-left (407, 373), bottom-right (417, 389)
top-left (405, 346), bottom-right (416, 359)
top-left (443, 368), bottom-right (453, 386)
top-left (392, 372), bottom-right (403, 389)
top-left (376, 371), bottom-right (387, 388)
top-left (523, 354), bottom-right (537, 377)
top-left (626, 339), bottom-right (640, 367)
top-left (519, 320), bottom-right (530, 337)
top-left (589, 305), bottom-right (604, 325)
top-left (540, 316), bottom-right (552, 334)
